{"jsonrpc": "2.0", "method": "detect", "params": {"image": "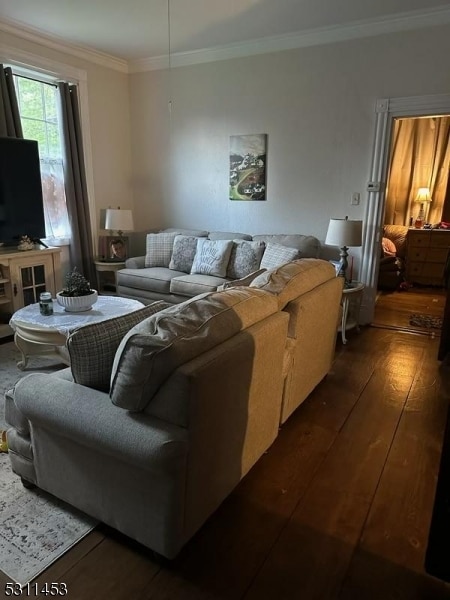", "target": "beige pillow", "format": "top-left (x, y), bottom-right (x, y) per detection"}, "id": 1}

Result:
top-left (260, 242), bottom-right (299, 269)
top-left (145, 232), bottom-right (178, 267)
top-left (110, 288), bottom-right (278, 411)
